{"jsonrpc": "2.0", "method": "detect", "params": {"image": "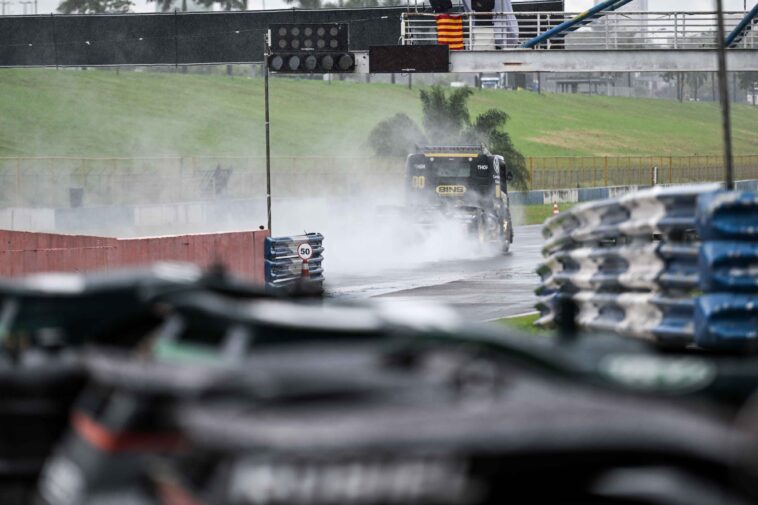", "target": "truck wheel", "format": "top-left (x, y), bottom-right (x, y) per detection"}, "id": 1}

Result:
top-left (474, 214), bottom-right (487, 246)
top-left (502, 220), bottom-right (513, 254)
